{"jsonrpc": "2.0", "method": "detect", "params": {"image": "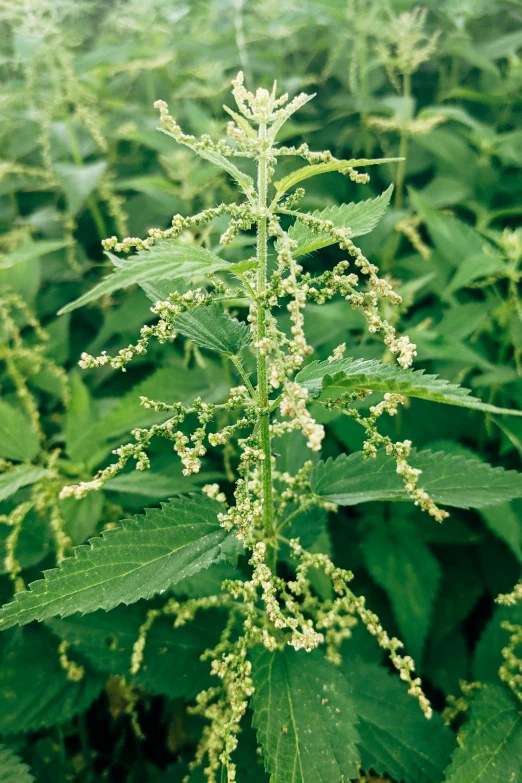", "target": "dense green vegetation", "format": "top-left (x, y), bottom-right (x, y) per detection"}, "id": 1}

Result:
top-left (1, 1), bottom-right (522, 781)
